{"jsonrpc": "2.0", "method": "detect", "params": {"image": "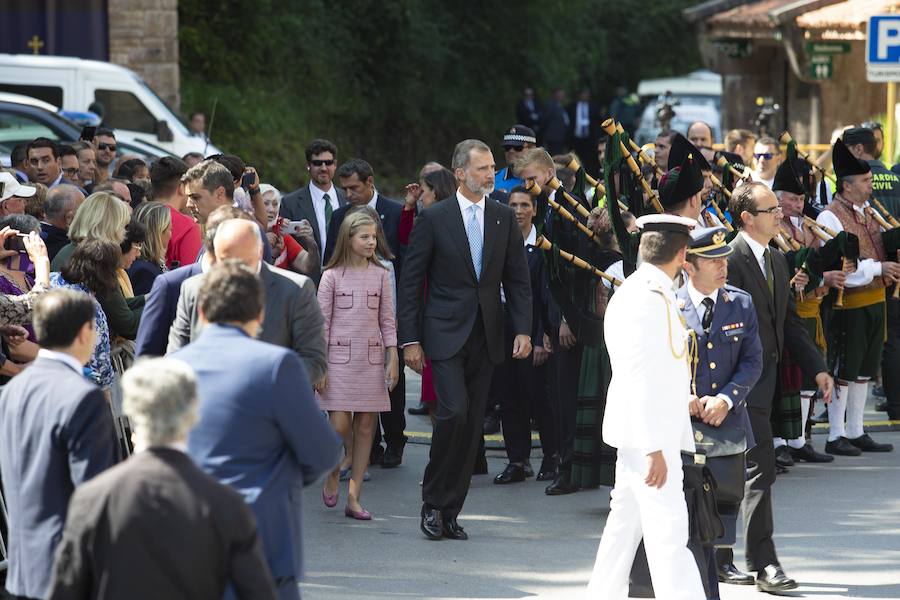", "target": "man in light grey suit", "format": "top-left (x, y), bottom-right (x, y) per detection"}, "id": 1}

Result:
top-left (278, 139), bottom-right (347, 261)
top-left (166, 219), bottom-right (327, 386)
